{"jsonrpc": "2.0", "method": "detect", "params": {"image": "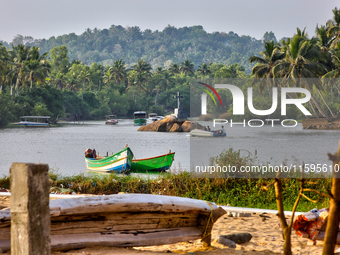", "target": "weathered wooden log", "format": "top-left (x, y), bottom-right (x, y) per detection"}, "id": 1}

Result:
top-left (0, 194), bottom-right (225, 252)
top-left (50, 227), bottom-right (202, 251)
